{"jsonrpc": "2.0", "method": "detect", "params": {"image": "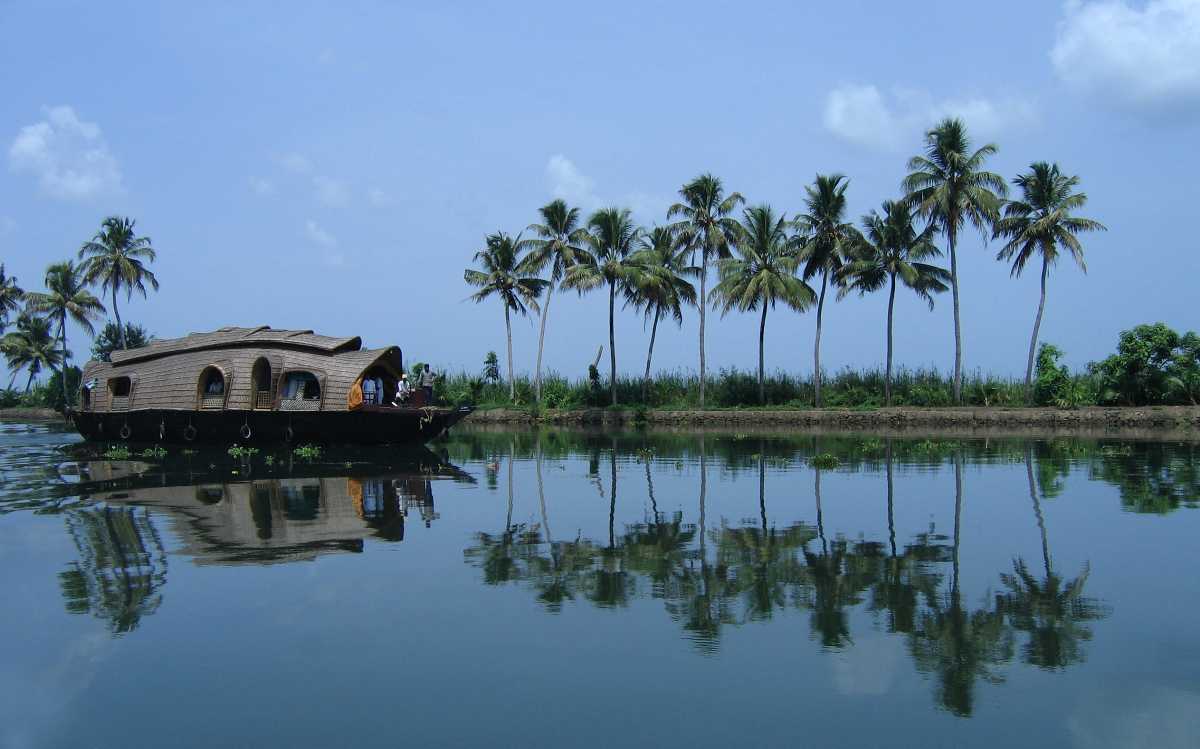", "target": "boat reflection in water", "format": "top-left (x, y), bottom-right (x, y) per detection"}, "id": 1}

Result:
top-left (55, 446), bottom-right (471, 633)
